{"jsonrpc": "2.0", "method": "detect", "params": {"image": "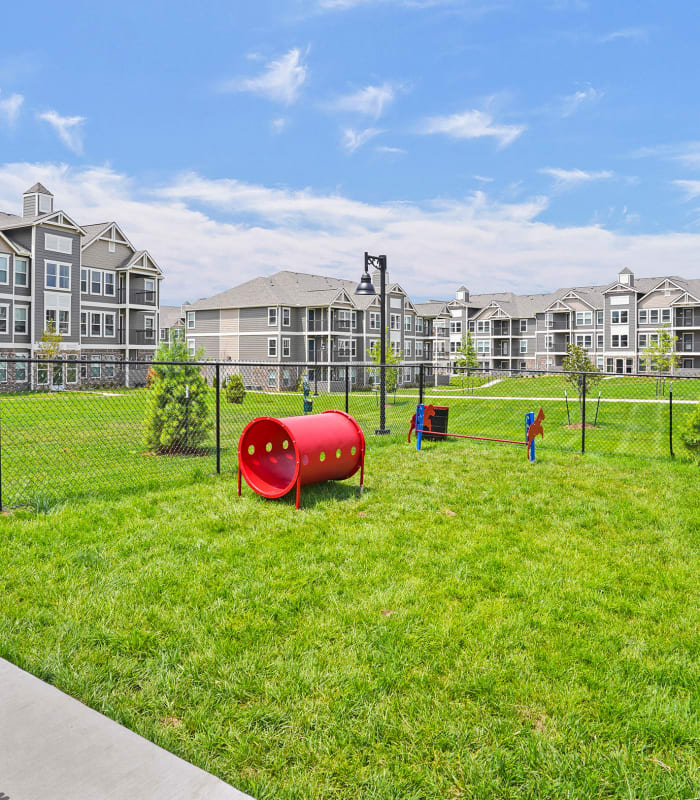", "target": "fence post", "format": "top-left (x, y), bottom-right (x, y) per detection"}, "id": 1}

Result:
top-left (345, 364), bottom-right (349, 414)
top-left (215, 363), bottom-right (221, 474)
top-left (581, 373), bottom-right (587, 454)
top-left (669, 381), bottom-right (674, 458)
top-left (419, 363), bottom-right (424, 405)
